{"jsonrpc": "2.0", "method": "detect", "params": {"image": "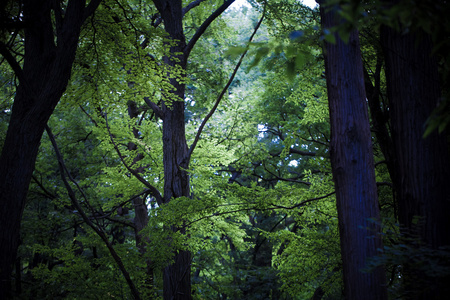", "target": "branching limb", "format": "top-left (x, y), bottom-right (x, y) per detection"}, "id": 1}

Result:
top-left (45, 125), bottom-right (142, 300)
top-left (260, 163), bottom-right (311, 186)
top-left (271, 191), bottom-right (335, 209)
top-left (31, 175), bottom-right (57, 200)
top-left (144, 97), bottom-right (164, 119)
top-left (184, 0), bottom-right (235, 58)
top-left (52, 0), bottom-right (64, 41)
top-left (269, 148), bottom-right (317, 158)
top-left (184, 191), bottom-right (335, 227)
top-left (0, 41), bottom-right (32, 95)
top-left (82, 0), bottom-right (102, 23)
top-left (104, 114), bottom-right (164, 205)
top-left (188, 8), bottom-right (265, 161)
top-left (182, 0), bottom-right (207, 16)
